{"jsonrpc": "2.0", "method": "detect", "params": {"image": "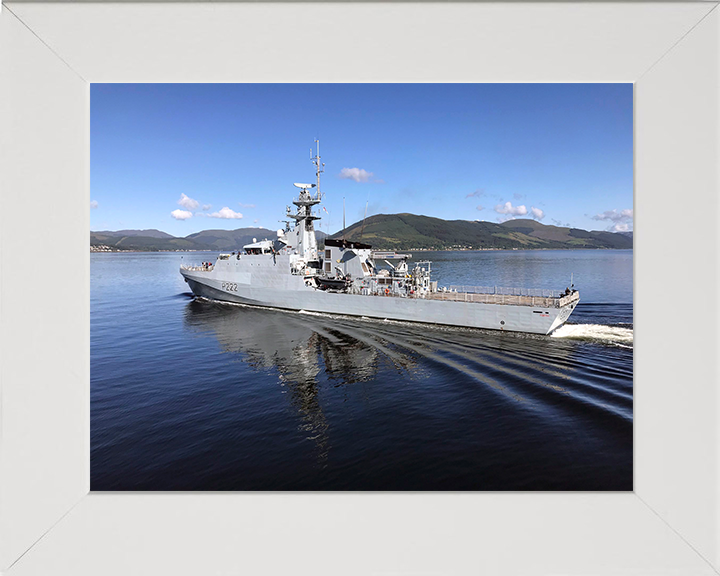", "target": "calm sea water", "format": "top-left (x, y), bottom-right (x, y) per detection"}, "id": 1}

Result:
top-left (91, 249), bottom-right (632, 490)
